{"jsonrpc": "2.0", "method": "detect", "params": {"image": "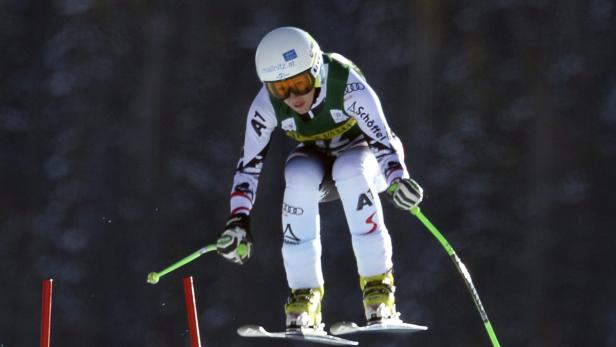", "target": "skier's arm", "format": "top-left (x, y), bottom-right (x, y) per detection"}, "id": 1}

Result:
top-left (343, 69), bottom-right (423, 208)
top-left (343, 69), bottom-right (409, 184)
top-left (229, 87), bottom-right (278, 216)
top-left (218, 87), bottom-right (277, 265)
